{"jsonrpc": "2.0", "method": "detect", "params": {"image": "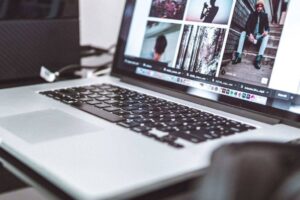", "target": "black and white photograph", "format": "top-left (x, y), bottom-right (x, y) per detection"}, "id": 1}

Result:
top-left (140, 21), bottom-right (182, 67)
top-left (175, 25), bottom-right (226, 76)
top-left (185, 0), bottom-right (234, 24)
